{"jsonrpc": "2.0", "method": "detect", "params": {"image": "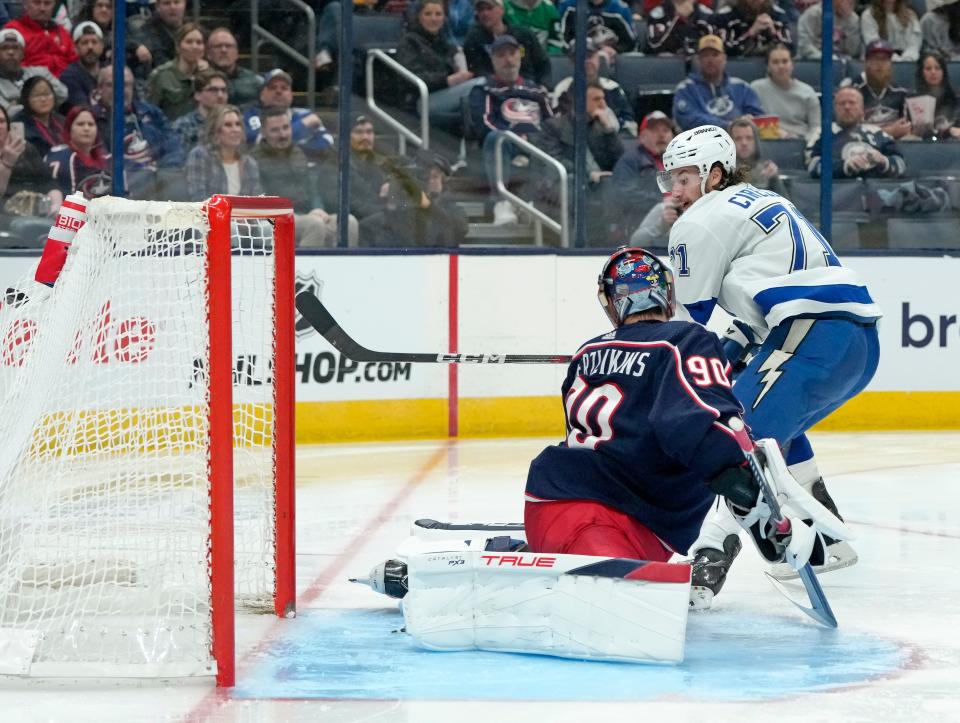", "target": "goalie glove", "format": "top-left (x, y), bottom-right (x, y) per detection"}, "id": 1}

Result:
top-left (709, 439), bottom-right (853, 571)
top-left (719, 318), bottom-right (758, 375)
